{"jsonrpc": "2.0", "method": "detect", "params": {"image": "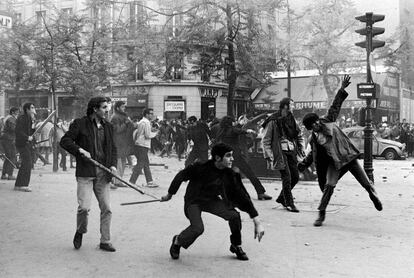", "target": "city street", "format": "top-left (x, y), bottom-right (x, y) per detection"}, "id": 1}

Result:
top-left (0, 156), bottom-right (413, 278)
